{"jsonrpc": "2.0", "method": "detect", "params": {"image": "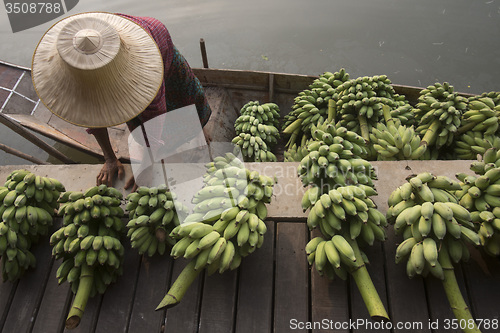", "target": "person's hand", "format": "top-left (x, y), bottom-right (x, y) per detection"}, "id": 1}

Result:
top-left (124, 175), bottom-right (138, 193)
top-left (97, 158), bottom-right (125, 187)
